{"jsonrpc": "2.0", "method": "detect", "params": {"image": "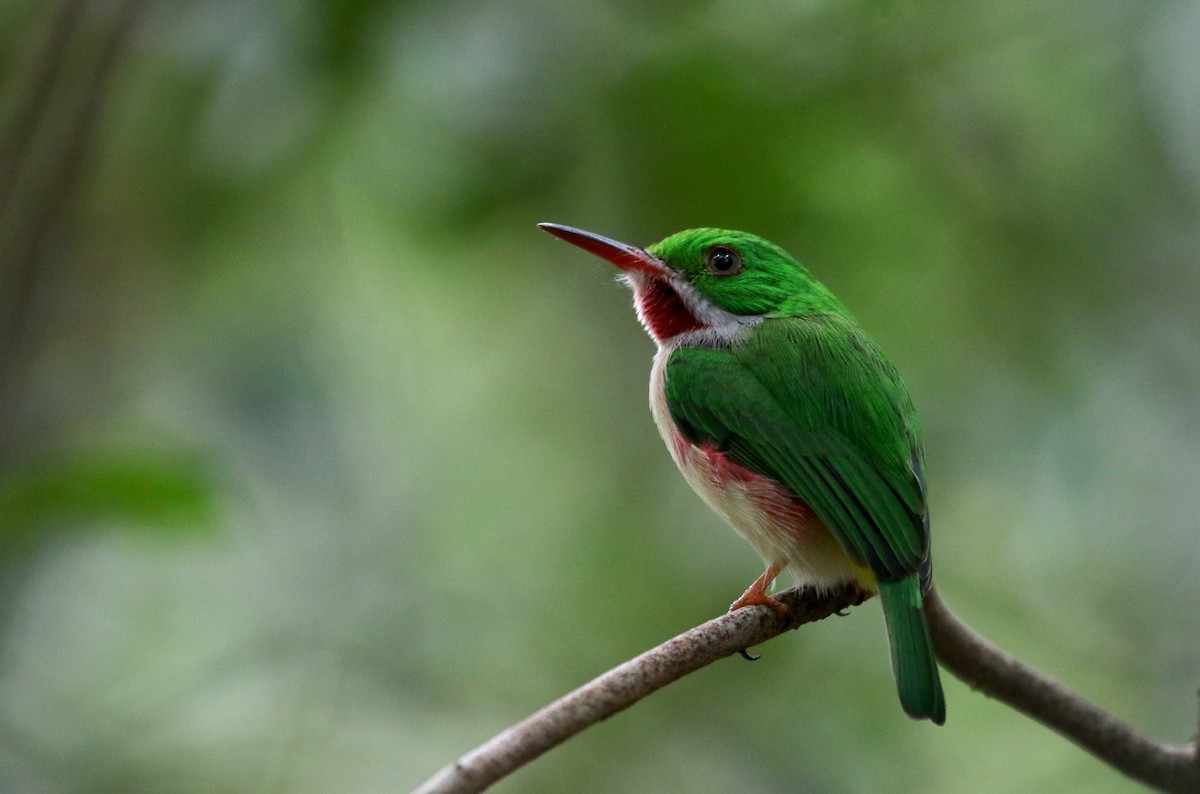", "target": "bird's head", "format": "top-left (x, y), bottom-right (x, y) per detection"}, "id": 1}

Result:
top-left (540, 223), bottom-right (840, 345)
